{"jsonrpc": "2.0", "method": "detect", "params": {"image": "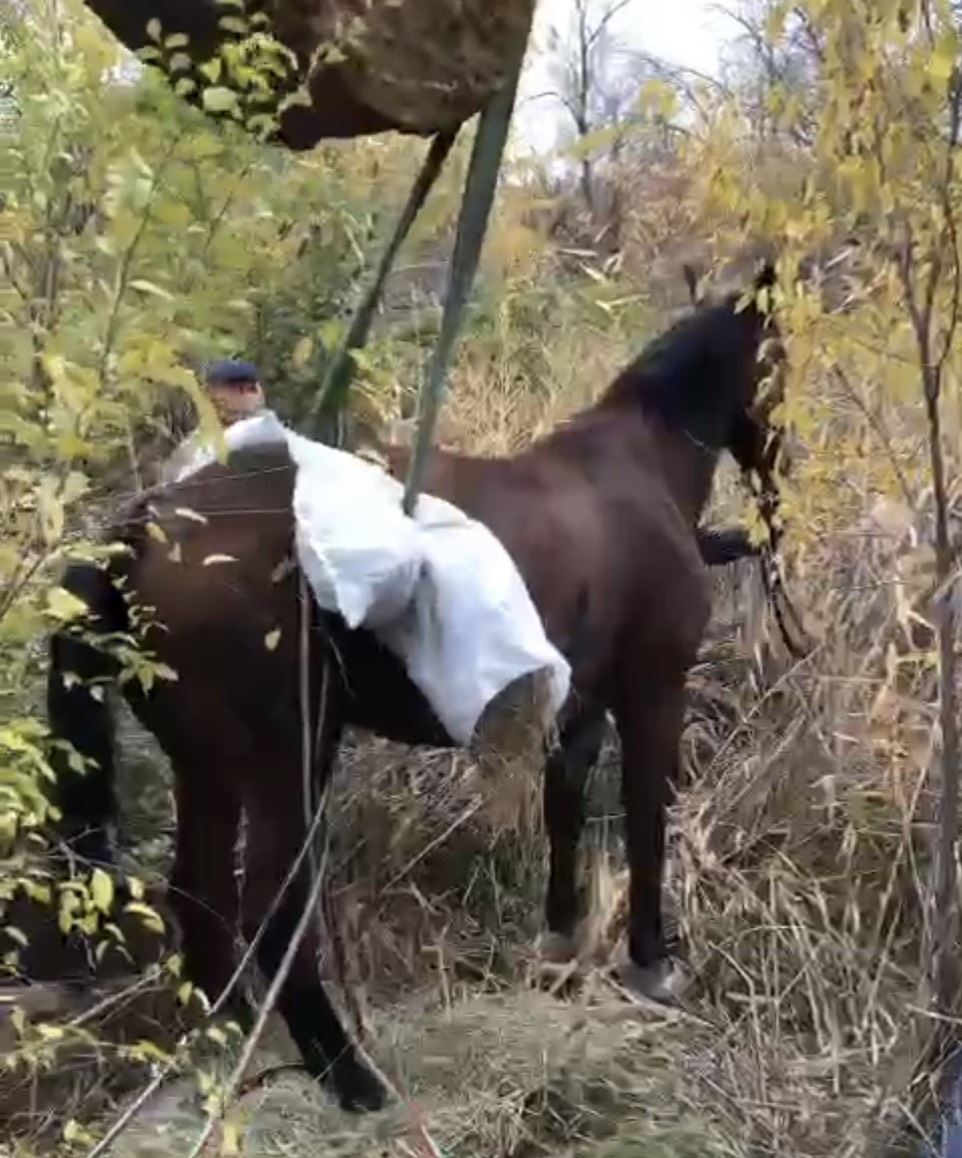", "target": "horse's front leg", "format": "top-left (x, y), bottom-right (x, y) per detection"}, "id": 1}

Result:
top-left (611, 673), bottom-right (689, 1003)
top-left (539, 703), bottom-right (608, 963)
